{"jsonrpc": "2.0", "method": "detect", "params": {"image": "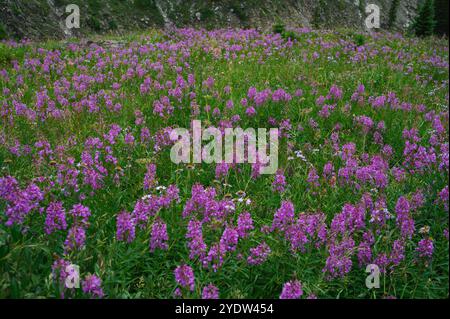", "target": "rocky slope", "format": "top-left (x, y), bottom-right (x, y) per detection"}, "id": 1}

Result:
top-left (0, 0), bottom-right (421, 40)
